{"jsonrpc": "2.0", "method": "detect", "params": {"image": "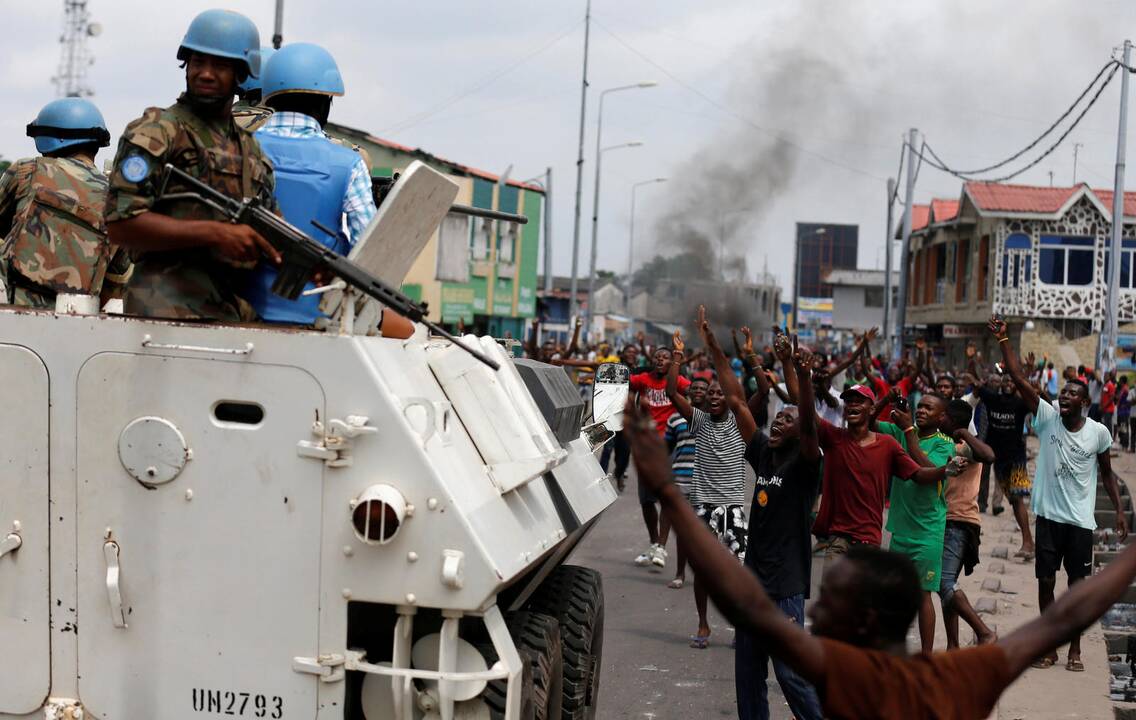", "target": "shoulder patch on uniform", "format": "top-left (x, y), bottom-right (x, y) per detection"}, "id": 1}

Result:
top-left (120, 154), bottom-right (150, 184)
